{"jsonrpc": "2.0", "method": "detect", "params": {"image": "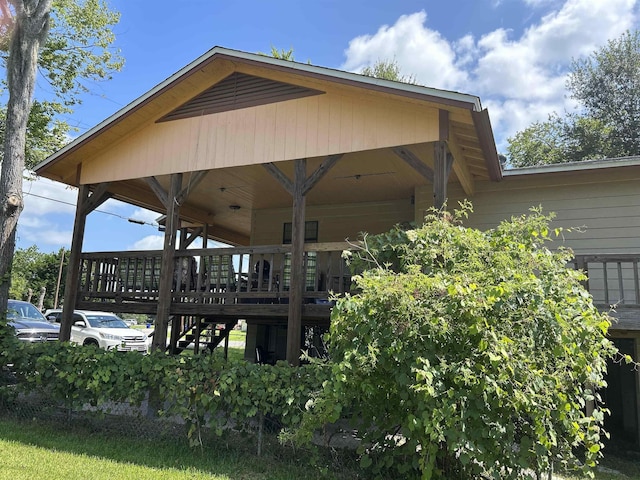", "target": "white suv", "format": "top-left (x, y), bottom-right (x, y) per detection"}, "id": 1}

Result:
top-left (44, 309), bottom-right (148, 353)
